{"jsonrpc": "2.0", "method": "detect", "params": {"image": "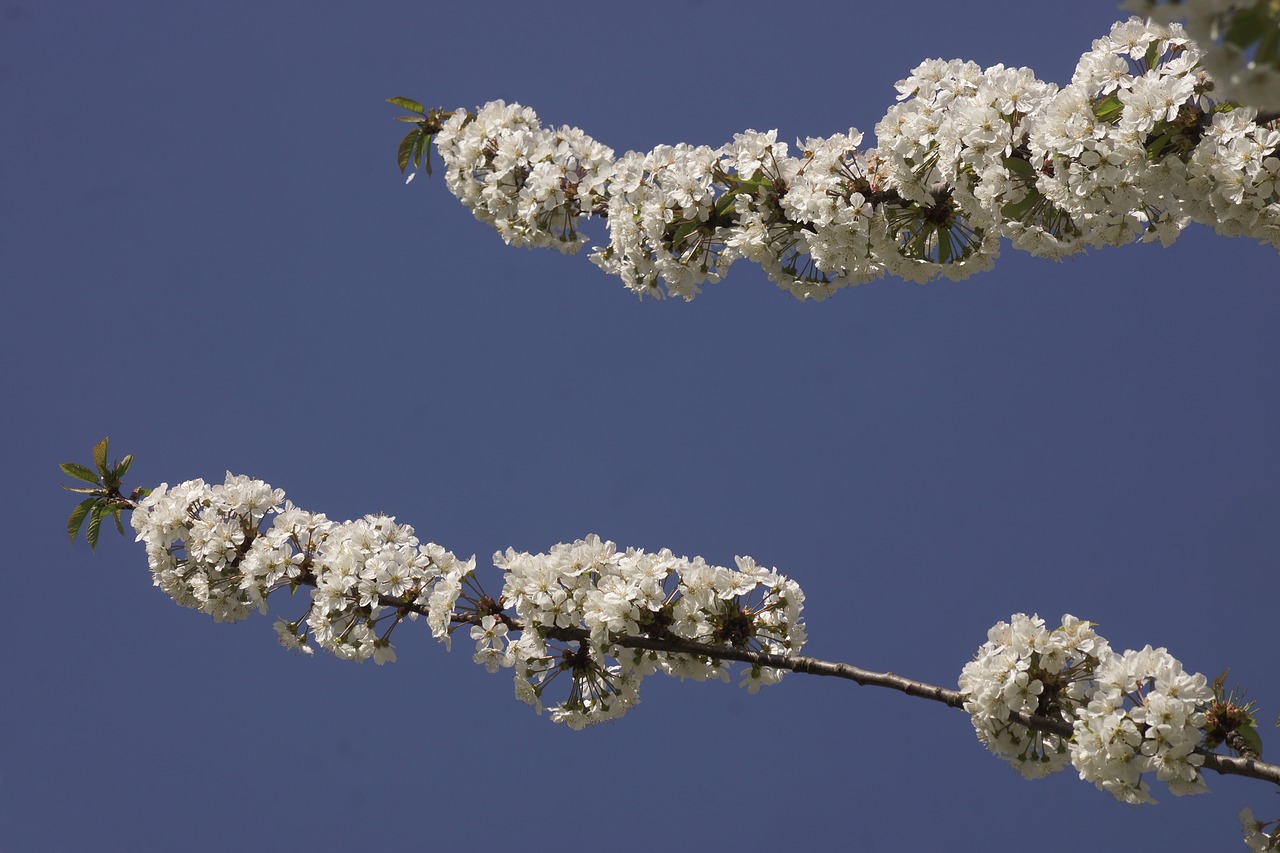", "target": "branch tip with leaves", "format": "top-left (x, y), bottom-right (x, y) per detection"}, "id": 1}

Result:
top-left (61, 437), bottom-right (147, 550)
top-left (387, 97), bottom-right (452, 182)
